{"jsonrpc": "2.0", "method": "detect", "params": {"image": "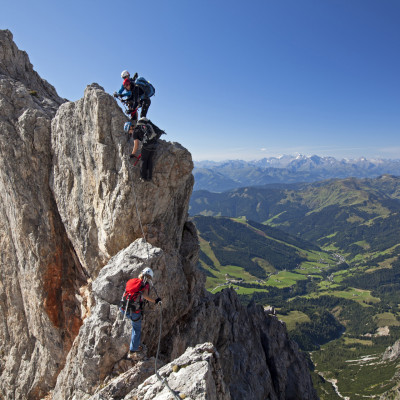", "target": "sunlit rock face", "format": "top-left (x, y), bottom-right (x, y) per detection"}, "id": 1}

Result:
top-left (50, 82), bottom-right (194, 278)
top-left (0, 29), bottom-right (83, 399)
top-left (0, 28), bottom-right (317, 400)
